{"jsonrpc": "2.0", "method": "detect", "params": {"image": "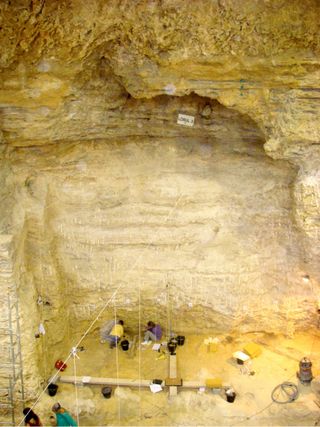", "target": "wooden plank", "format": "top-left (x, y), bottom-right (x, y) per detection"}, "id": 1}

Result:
top-left (165, 377), bottom-right (182, 386)
top-left (169, 355), bottom-right (177, 377)
top-left (169, 386), bottom-right (177, 395)
top-left (169, 354), bottom-right (177, 396)
top-left (182, 380), bottom-right (205, 388)
top-left (58, 375), bottom-right (150, 387)
top-left (58, 376), bottom-right (206, 390)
